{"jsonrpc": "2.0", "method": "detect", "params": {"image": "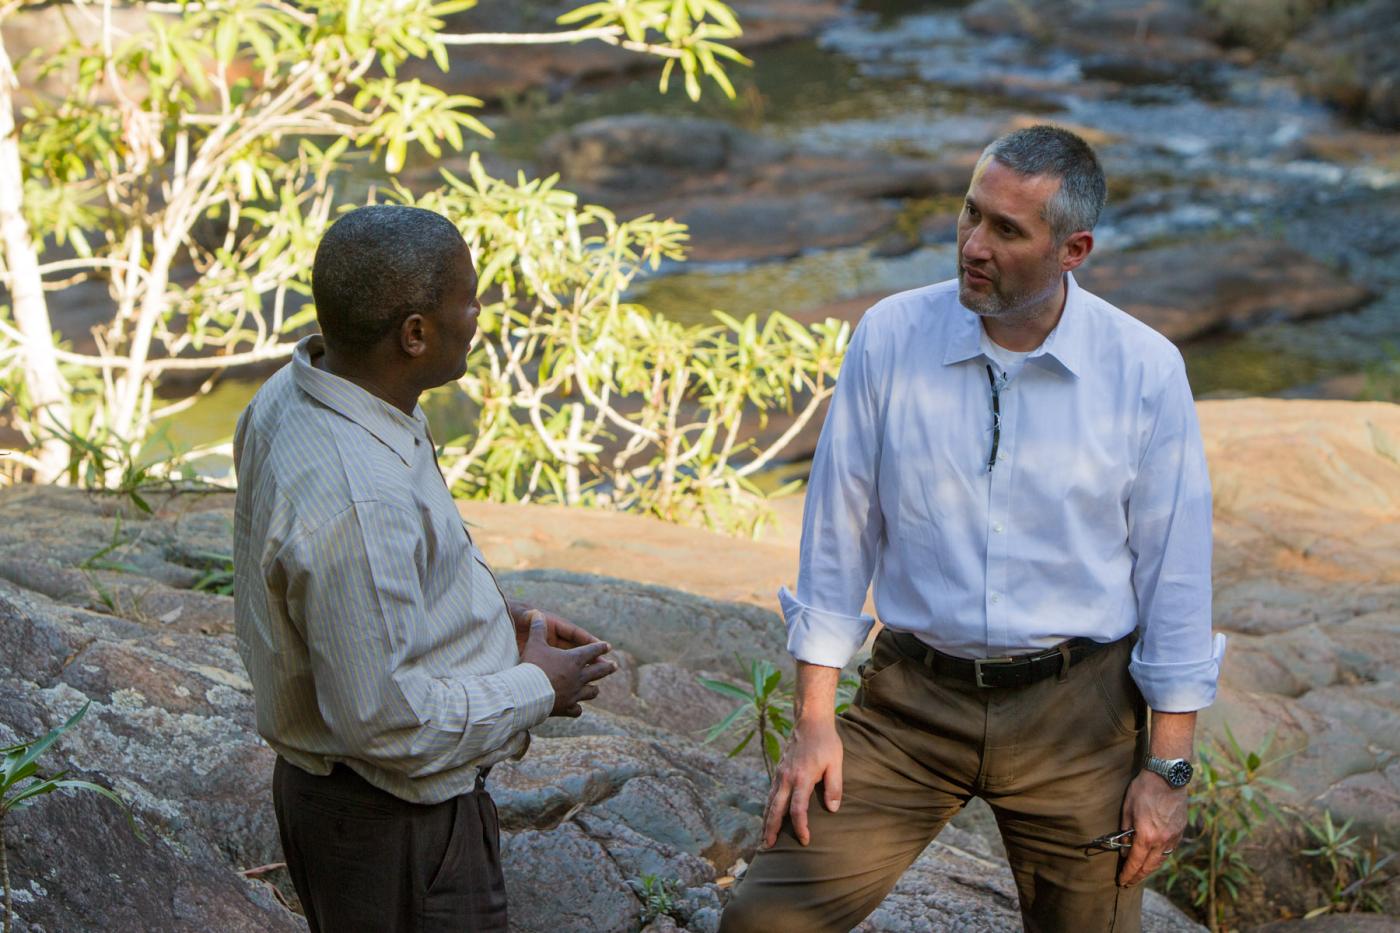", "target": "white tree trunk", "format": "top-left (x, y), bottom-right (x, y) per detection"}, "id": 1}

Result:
top-left (0, 27), bottom-right (70, 482)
